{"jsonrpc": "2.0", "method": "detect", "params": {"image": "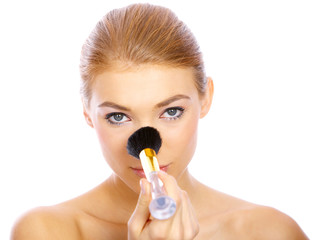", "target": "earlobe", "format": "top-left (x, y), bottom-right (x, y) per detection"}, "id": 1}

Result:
top-left (82, 100), bottom-right (94, 128)
top-left (84, 111), bottom-right (94, 128)
top-left (200, 77), bottom-right (214, 119)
